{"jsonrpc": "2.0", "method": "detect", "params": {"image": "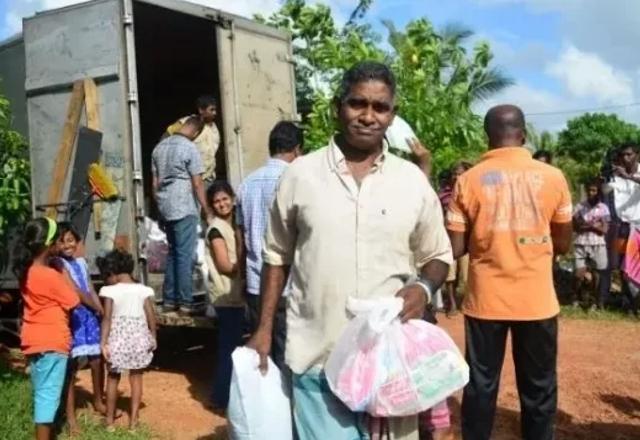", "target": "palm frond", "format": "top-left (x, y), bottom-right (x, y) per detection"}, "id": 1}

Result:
top-left (441, 22), bottom-right (474, 44)
top-left (469, 67), bottom-right (514, 101)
